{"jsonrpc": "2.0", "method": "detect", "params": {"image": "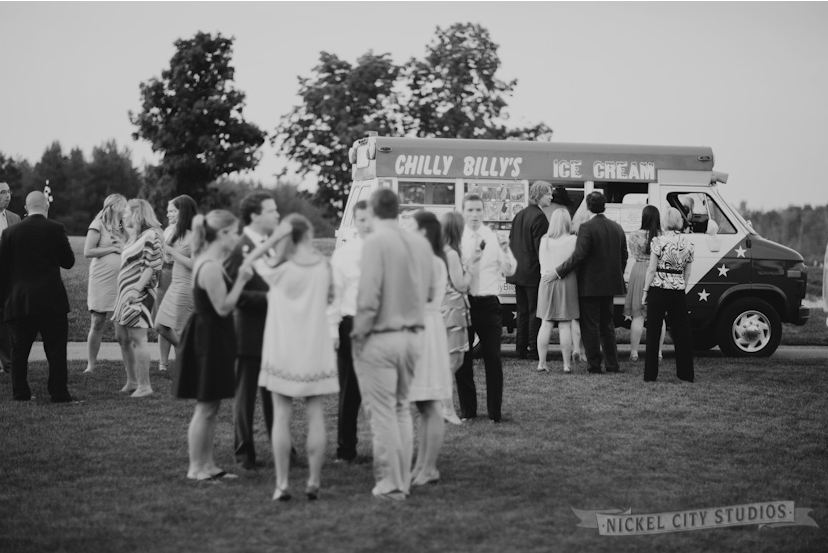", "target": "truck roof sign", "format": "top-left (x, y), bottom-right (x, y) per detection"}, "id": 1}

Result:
top-left (352, 137), bottom-right (714, 182)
